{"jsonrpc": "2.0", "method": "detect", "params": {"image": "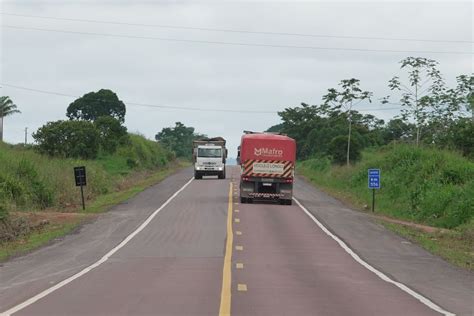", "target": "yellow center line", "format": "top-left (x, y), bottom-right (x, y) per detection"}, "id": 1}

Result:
top-left (219, 182), bottom-right (233, 316)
